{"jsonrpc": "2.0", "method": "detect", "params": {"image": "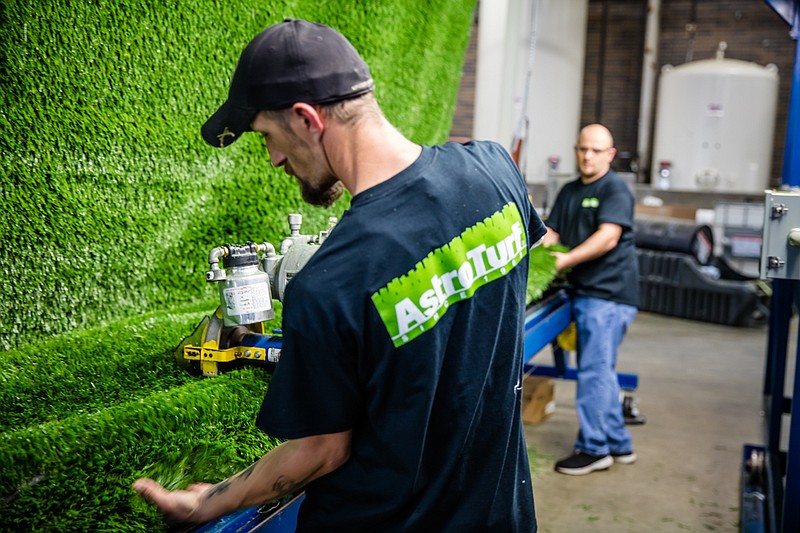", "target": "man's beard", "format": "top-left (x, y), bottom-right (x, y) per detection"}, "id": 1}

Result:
top-left (299, 176), bottom-right (344, 208)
